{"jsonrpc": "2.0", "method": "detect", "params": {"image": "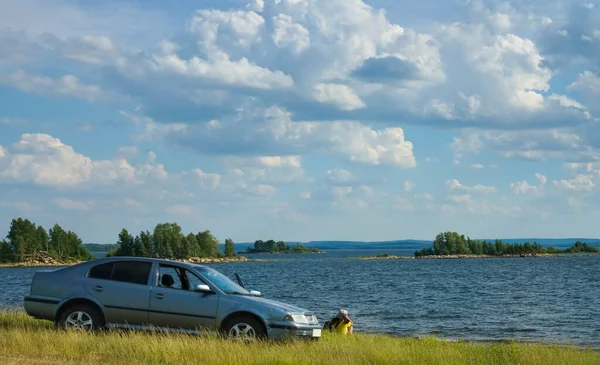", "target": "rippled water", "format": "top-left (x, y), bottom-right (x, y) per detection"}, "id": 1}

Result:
top-left (2, 250), bottom-right (599, 349)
